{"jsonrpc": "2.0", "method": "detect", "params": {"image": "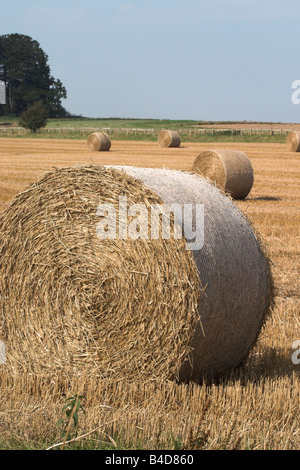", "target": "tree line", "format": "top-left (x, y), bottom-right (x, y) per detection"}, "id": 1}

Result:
top-left (0, 33), bottom-right (68, 119)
